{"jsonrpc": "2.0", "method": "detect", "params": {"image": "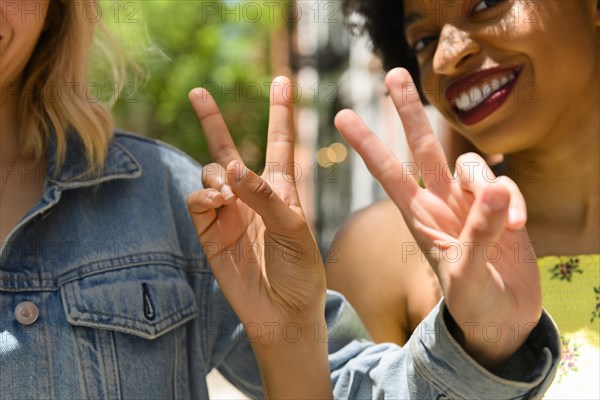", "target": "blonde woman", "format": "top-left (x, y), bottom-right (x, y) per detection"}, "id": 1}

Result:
top-left (2, 1), bottom-right (560, 398)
